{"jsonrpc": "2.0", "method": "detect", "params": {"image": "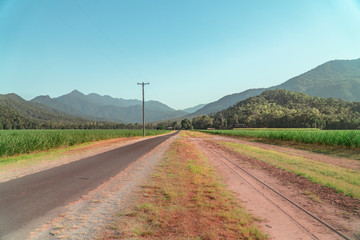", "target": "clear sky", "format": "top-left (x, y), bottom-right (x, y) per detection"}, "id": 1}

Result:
top-left (1, 0), bottom-right (360, 110)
